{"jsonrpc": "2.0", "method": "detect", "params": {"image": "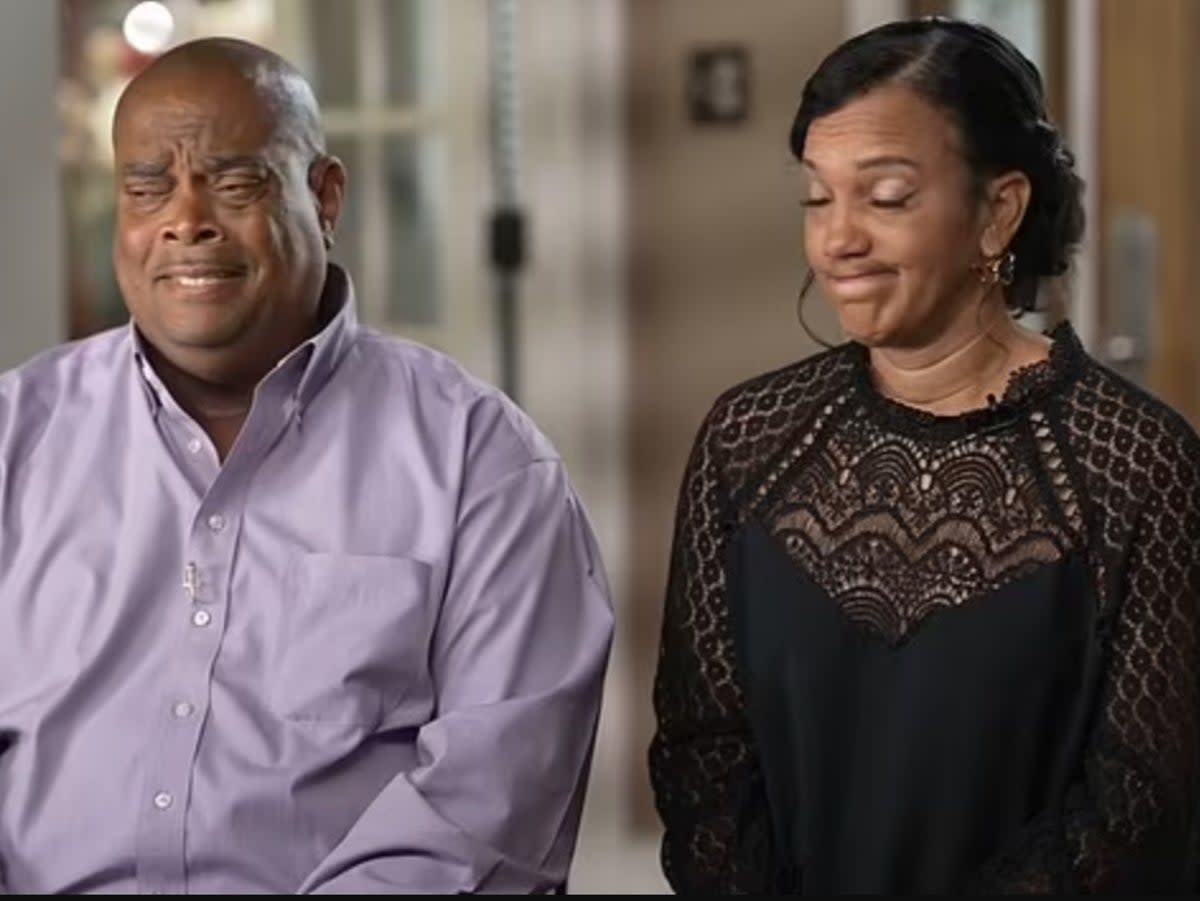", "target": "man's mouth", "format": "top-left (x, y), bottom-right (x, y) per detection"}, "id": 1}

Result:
top-left (172, 274), bottom-right (238, 288)
top-left (156, 264), bottom-right (246, 290)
